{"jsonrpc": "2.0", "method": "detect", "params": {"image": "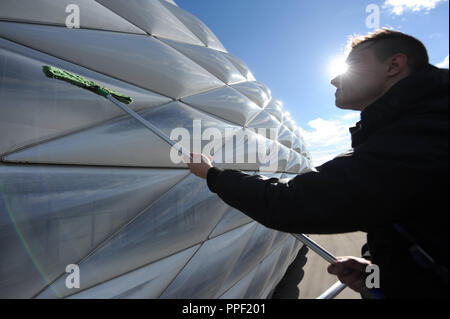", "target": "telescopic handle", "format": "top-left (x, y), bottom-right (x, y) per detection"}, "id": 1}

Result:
top-left (106, 94), bottom-right (192, 160)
